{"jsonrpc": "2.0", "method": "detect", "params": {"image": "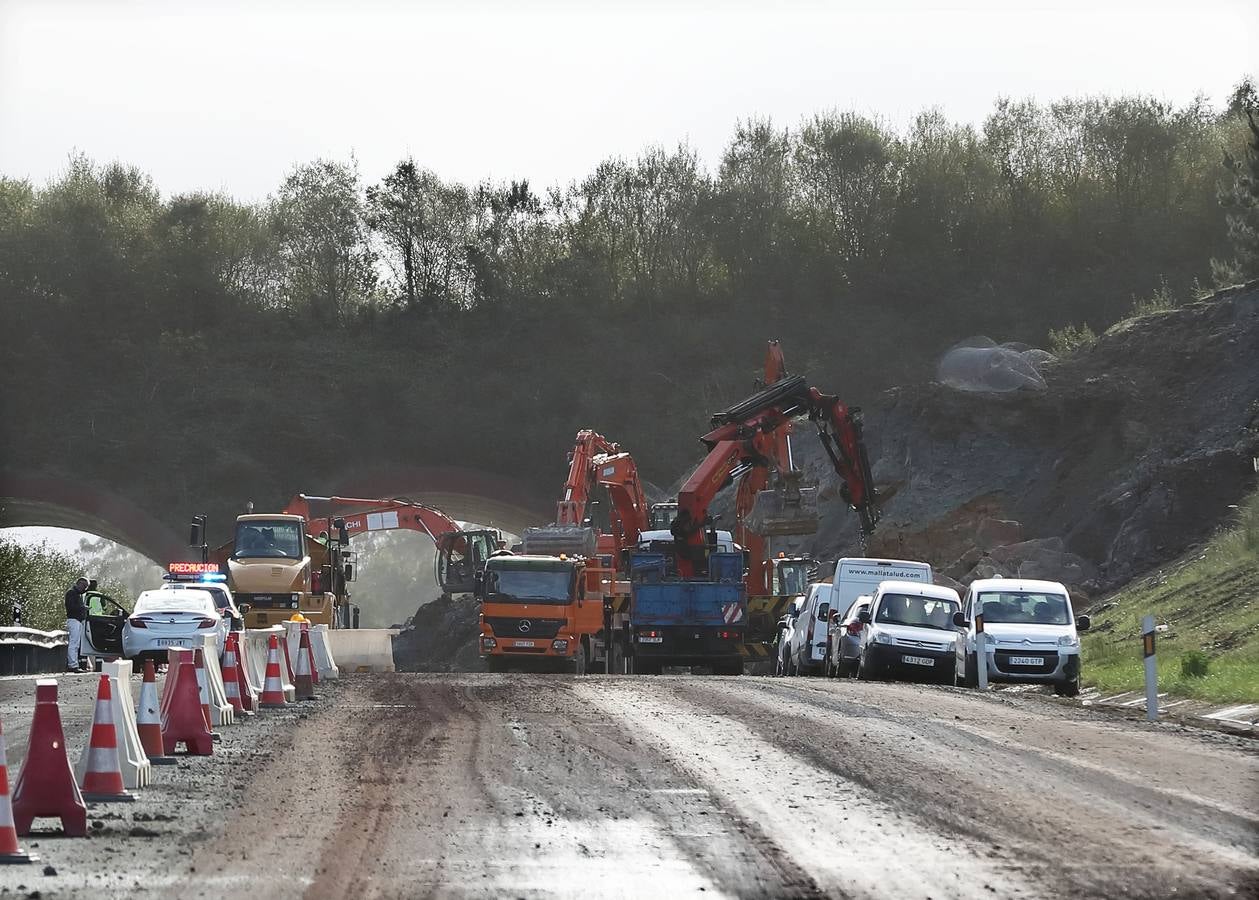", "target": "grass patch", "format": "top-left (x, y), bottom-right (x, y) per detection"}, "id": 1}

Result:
top-left (1081, 489), bottom-right (1259, 704)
